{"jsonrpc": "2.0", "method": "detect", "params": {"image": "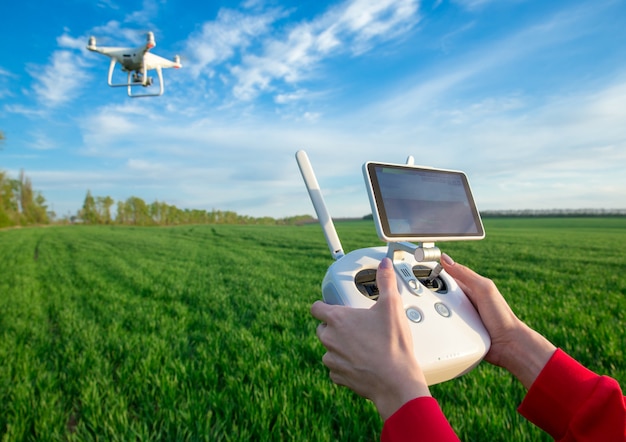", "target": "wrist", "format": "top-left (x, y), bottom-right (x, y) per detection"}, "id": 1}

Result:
top-left (499, 322), bottom-right (557, 390)
top-left (374, 374), bottom-right (431, 421)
